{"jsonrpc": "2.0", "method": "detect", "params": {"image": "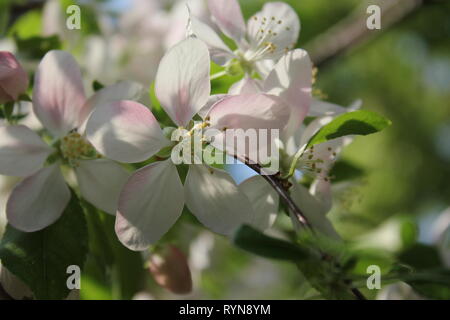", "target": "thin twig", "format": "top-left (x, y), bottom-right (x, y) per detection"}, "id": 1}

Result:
top-left (236, 156), bottom-right (312, 230)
